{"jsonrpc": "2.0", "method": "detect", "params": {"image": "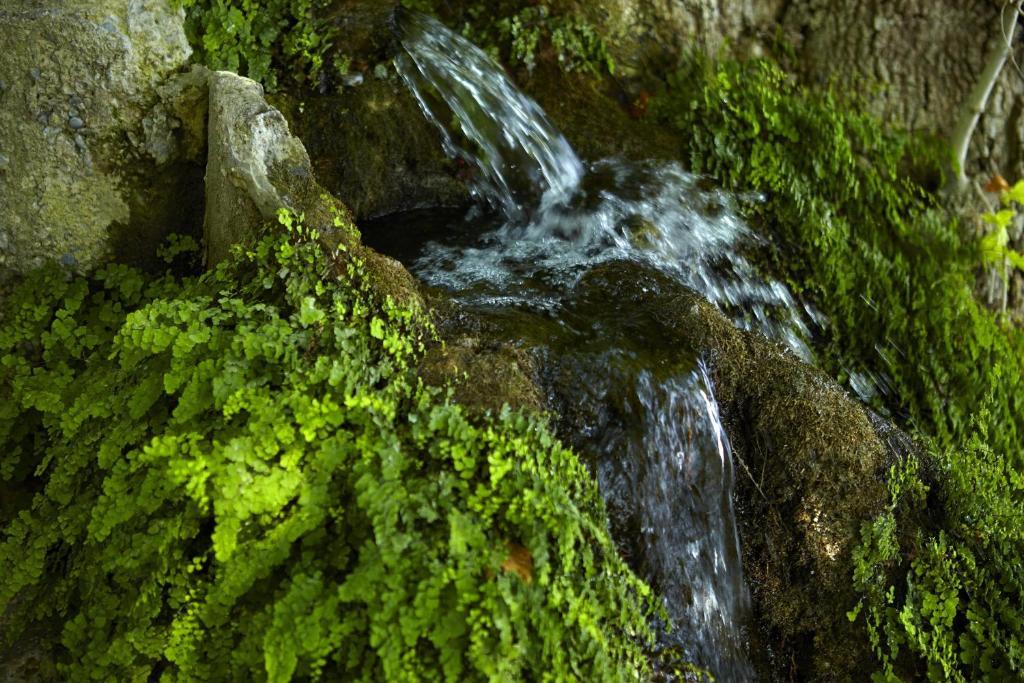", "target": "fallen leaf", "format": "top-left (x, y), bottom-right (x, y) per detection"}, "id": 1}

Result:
top-left (985, 173), bottom-right (1010, 193)
top-left (501, 542), bottom-right (533, 583)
